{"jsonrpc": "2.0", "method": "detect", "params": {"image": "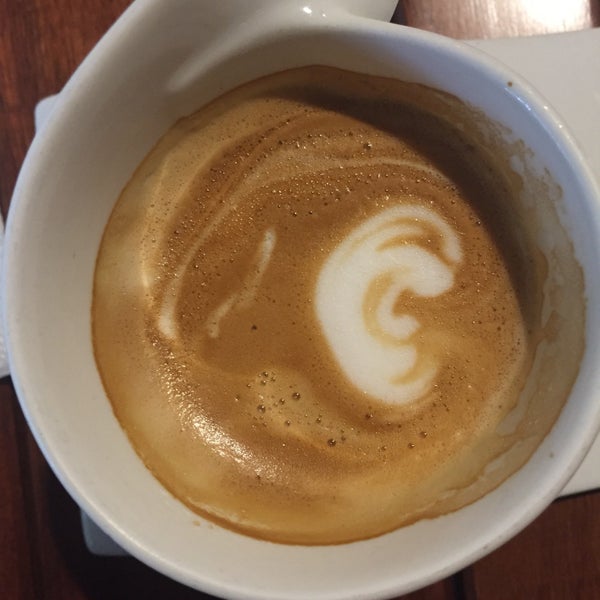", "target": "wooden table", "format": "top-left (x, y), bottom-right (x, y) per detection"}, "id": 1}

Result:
top-left (1, 1), bottom-right (599, 598)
